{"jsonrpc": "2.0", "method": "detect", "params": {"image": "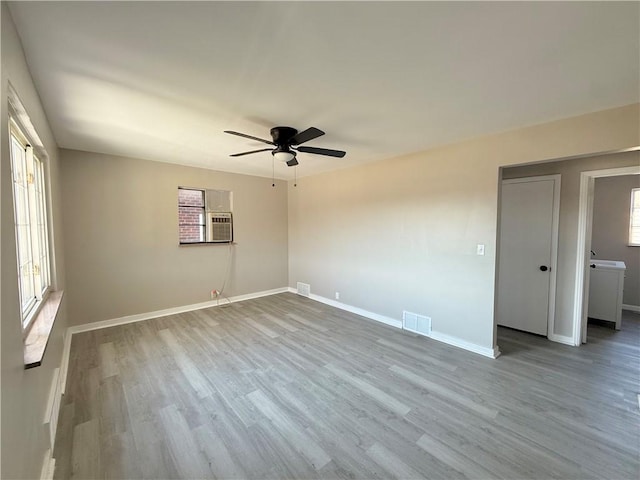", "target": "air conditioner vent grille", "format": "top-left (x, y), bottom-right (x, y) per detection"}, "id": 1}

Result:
top-left (208, 212), bottom-right (233, 243)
